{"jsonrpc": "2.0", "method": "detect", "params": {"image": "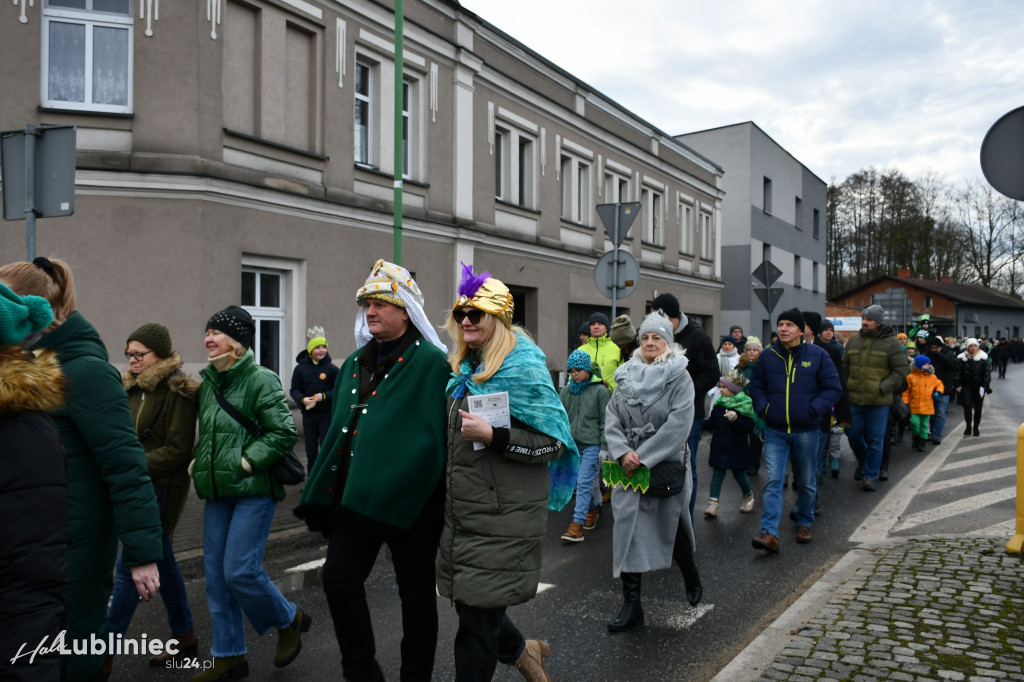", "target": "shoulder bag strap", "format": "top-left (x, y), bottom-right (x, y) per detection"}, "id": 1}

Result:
top-left (210, 386), bottom-right (262, 440)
